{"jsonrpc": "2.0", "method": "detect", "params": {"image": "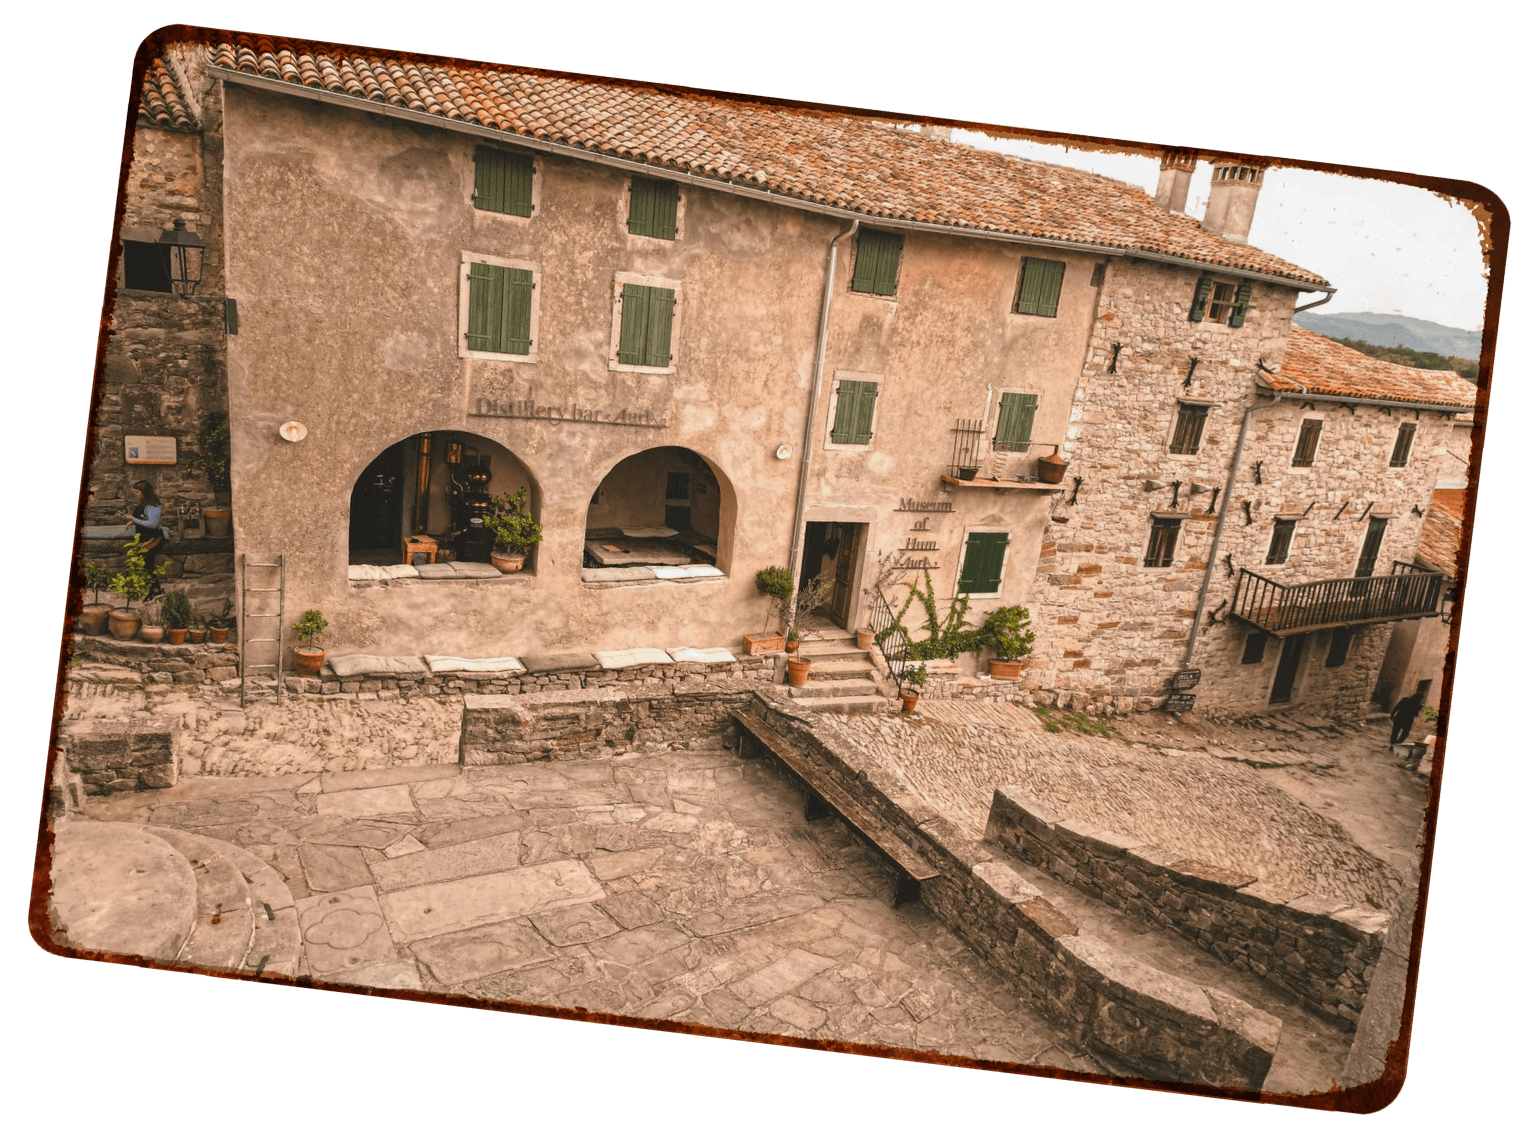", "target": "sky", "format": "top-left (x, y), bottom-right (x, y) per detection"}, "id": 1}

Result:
top-left (956, 134), bottom-right (1490, 332)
